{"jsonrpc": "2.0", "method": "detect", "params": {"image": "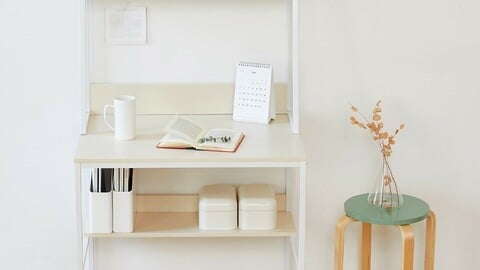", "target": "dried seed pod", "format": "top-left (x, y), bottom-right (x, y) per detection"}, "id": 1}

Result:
top-left (349, 100), bottom-right (403, 159)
